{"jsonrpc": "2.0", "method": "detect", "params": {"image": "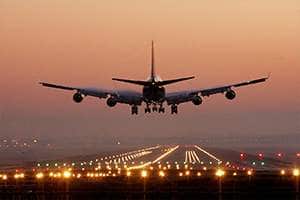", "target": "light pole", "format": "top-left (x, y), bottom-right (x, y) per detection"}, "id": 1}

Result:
top-left (141, 170), bottom-right (148, 200)
top-left (36, 172), bottom-right (45, 200)
top-left (247, 170), bottom-right (253, 184)
top-left (63, 170), bottom-right (71, 200)
top-left (232, 172), bottom-right (237, 198)
top-left (215, 169), bottom-right (225, 200)
top-left (126, 170), bottom-right (131, 199)
top-left (293, 168), bottom-right (299, 200)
